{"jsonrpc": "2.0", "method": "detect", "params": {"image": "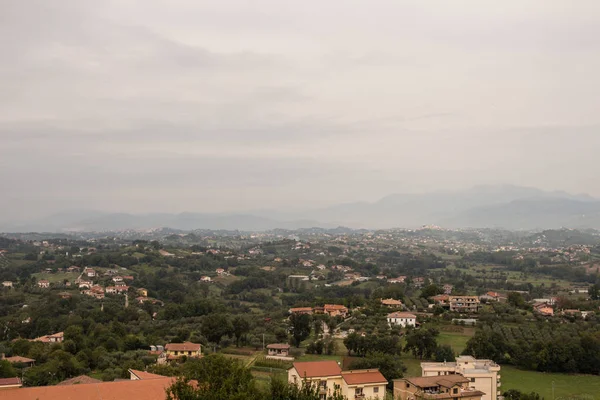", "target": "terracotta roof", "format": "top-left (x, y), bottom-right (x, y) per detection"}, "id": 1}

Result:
top-left (387, 312), bottom-right (417, 319)
top-left (292, 361), bottom-right (341, 378)
top-left (0, 377), bottom-right (175, 400)
top-left (267, 343), bottom-right (290, 349)
top-left (129, 369), bottom-right (167, 380)
top-left (165, 342), bottom-right (201, 352)
top-left (4, 356), bottom-right (35, 364)
top-left (0, 377), bottom-right (22, 386)
top-left (57, 375), bottom-right (102, 385)
top-left (289, 307), bottom-right (313, 312)
top-left (342, 369), bottom-right (387, 385)
top-left (324, 304), bottom-right (347, 310)
top-left (381, 298), bottom-right (402, 305)
top-left (405, 375), bottom-right (469, 388)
